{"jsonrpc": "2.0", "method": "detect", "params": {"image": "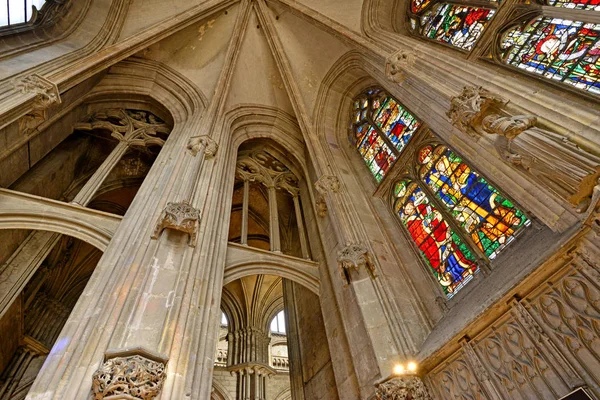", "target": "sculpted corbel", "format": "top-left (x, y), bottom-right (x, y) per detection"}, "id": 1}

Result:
top-left (151, 201), bottom-right (201, 247)
top-left (386, 50), bottom-right (417, 84)
top-left (337, 243), bottom-right (377, 285)
top-left (448, 86), bottom-right (600, 210)
top-left (92, 349), bottom-right (168, 400)
top-left (13, 74), bottom-right (61, 135)
top-left (187, 135), bottom-right (219, 158)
